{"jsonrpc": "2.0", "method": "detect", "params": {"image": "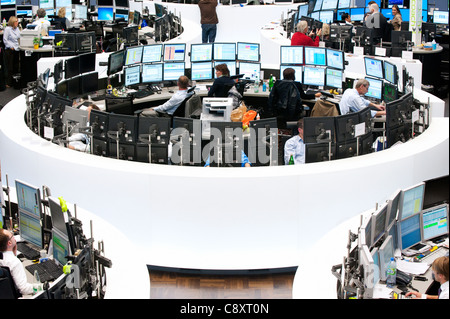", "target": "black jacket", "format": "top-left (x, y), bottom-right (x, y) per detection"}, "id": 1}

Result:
top-left (208, 76), bottom-right (235, 97)
top-left (267, 80), bottom-right (303, 128)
